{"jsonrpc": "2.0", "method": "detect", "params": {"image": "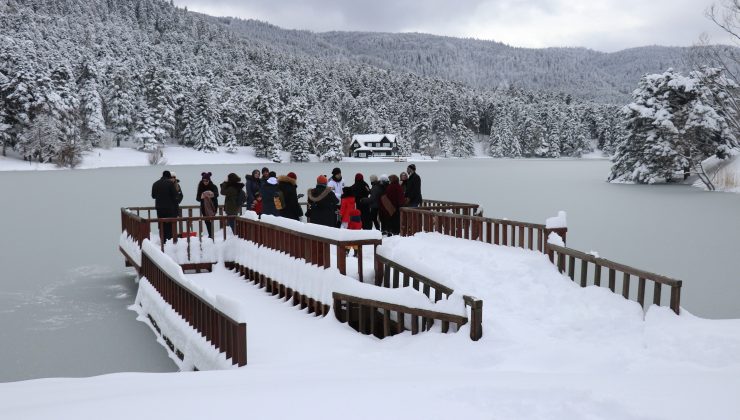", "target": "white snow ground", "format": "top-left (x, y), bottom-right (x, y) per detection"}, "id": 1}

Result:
top-left (3, 232), bottom-right (740, 419)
